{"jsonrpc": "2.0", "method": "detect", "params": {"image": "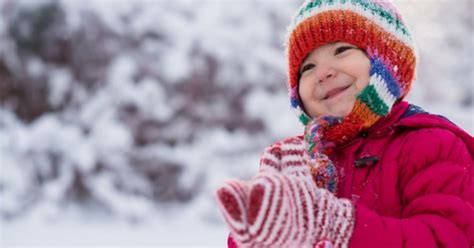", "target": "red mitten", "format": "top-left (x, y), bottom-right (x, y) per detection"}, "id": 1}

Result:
top-left (216, 170), bottom-right (355, 247)
top-left (215, 179), bottom-right (251, 245)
